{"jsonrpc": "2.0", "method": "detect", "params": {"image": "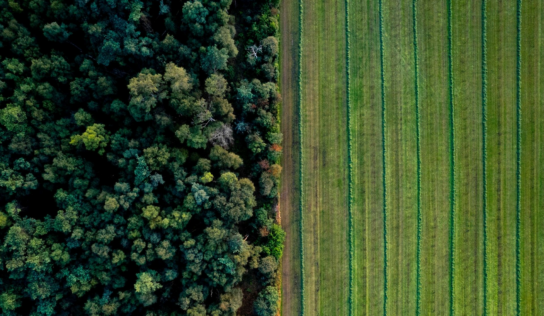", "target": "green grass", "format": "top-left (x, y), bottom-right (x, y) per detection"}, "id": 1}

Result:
top-left (452, 0), bottom-right (485, 314)
top-left (344, 0), bottom-right (354, 313)
top-left (382, 0), bottom-right (419, 314)
top-left (412, 0), bottom-right (422, 314)
top-left (379, 0), bottom-right (387, 314)
top-left (349, 0), bottom-right (385, 314)
top-left (482, 0), bottom-right (488, 314)
top-left (486, 0), bottom-right (518, 314)
top-left (300, 0), bottom-right (349, 314)
top-left (418, 0), bottom-right (452, 313)
top-left (279, 0), bottom-right (543, 314)
top-left (520, 1), bottom-right (543, 315)
top-left (515, 1), bottom-right (522, 315)
top-left (447, 0), bottom-right (456, 313)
